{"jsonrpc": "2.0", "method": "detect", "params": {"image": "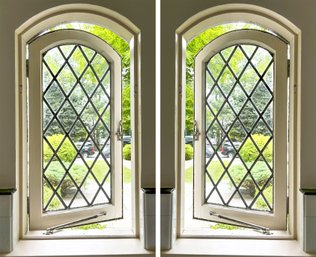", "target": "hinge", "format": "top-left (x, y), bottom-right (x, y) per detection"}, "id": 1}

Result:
top-left (27, 196), bottom-right (30, 215)
top-left (287, 59), bottom-right (290, 77)
top-left (179, 84), bottom-right (182, 95)
top-left (26, 59), bottom-right (29, 77)
top-left (286, 196), bottom-right (290, 214)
